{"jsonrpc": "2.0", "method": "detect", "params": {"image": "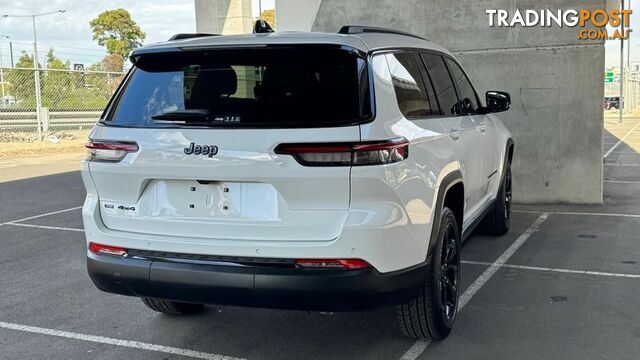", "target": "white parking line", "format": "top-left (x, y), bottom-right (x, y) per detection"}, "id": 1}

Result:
top-left (399, 213), bottom-right (550, 360)
top-left (603, 120), bottom-right (640, 158)
top-left (4, 223), bottom-right (84, 232)
top-left (604, 163), bottom-right (640, 166)
top-left (604, 180), bottom-right (640, 184)
top-left (3, 206), bottom-right (82, 224)
top-left (457, 213), bottom-right (549, 308)
top-left (462, 260), bottom-right (640, 279)
top-left (513, 209), bottom-right (640, 218)
top-left (0, 321), bottom-right (244, 360)
top-left (399, 340), bottom-right (430, 360)
top-left (607, 151), bottom-right (640, 154)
